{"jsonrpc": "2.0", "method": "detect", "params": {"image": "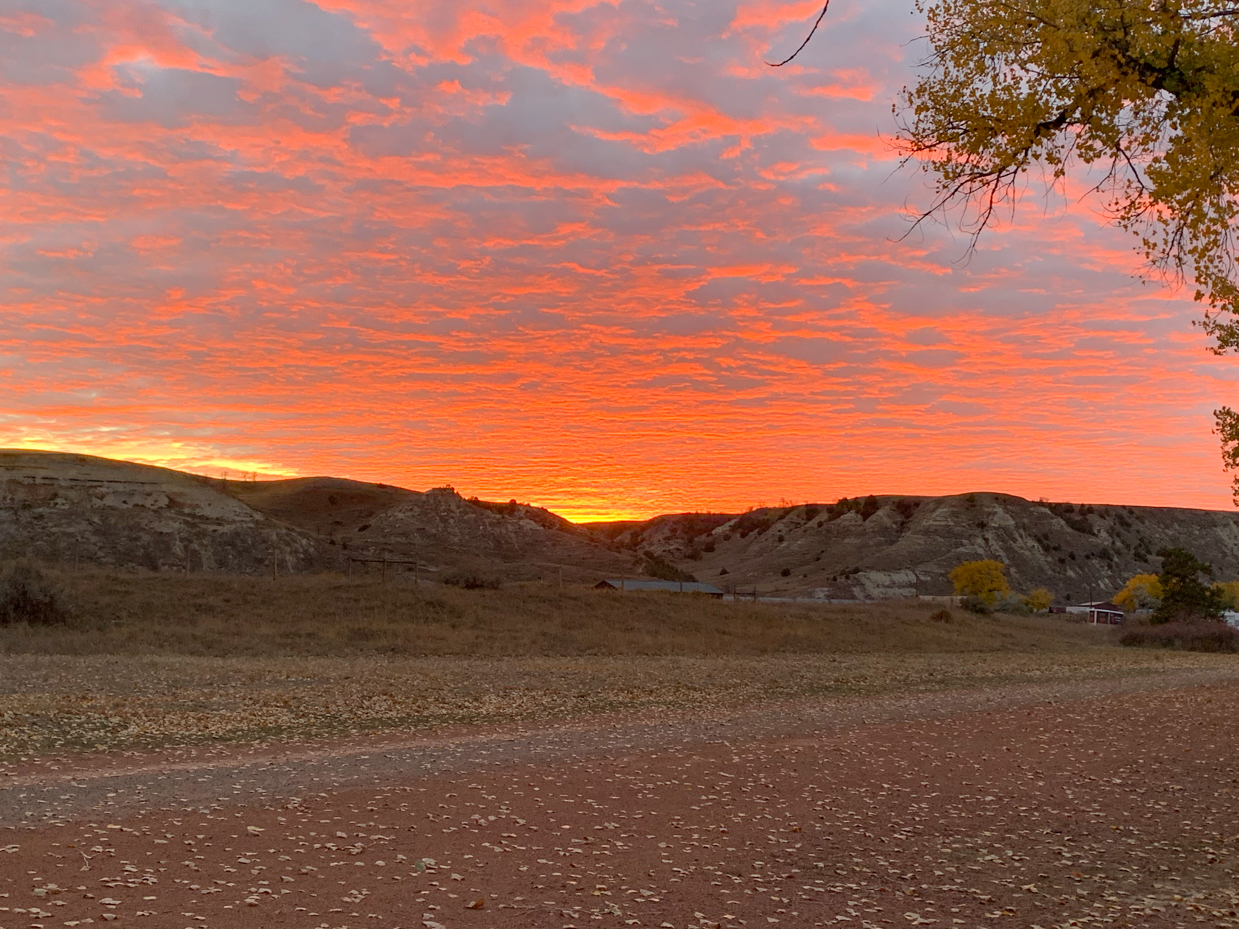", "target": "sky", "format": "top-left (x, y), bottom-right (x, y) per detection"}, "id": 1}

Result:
top-left (2, 0), bottom-right (1238, 521)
